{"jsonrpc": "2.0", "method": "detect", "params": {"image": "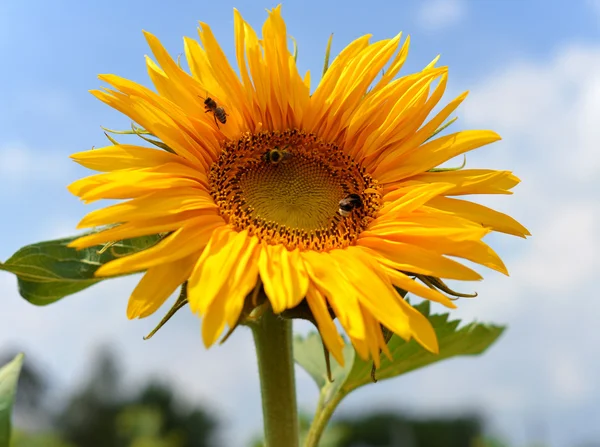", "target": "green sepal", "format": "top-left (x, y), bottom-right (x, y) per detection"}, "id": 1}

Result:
top-left (290, 36), bottom-right (298, 62)
top-left (425, 116), bottom-right (458, 143)
top-left (428, 154), bottom-right (467, 173)
top-left (322, 34), bottom-right (334, 77)
top-left (0, 353), bottom-right (24, 447)
top-left (0, 234), bottom-right (162, 305)
top-left (101, 124), bottom-right (176, 154)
